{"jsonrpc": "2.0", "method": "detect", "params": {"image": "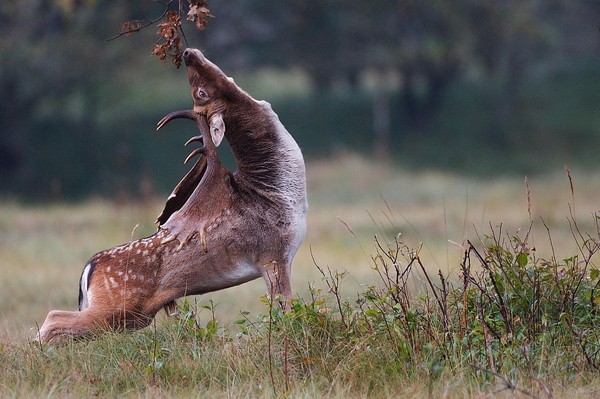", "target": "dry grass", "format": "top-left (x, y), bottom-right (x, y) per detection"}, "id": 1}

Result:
top-left (307, 153), bottom-right (600, 277)
top-left (1, 154), bottom-right (600, 397)
top-left (1, 153), bottom-right (599, 341)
